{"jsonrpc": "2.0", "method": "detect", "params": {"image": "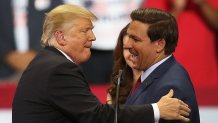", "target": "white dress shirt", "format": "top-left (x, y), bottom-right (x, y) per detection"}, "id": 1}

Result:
top-left (56, 48), bottom-right (74, 63)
